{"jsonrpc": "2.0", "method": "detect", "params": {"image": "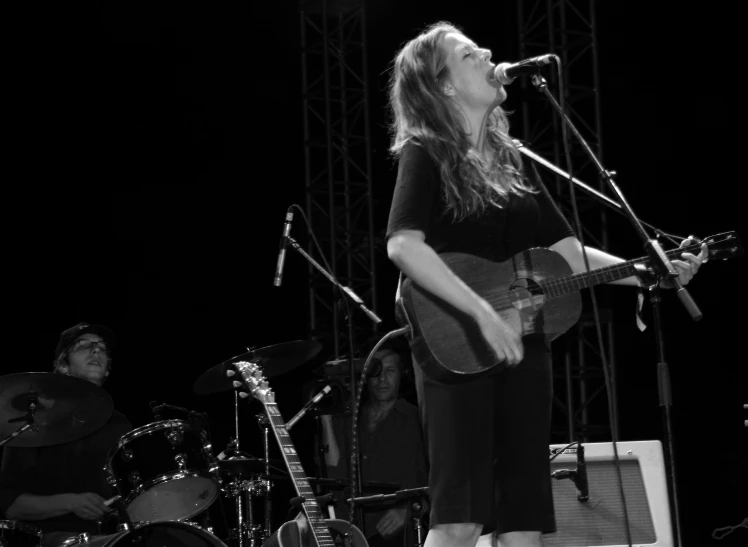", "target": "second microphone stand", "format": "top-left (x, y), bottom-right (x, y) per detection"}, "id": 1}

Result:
top-left (281, 233), bottom-right (382, 532)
